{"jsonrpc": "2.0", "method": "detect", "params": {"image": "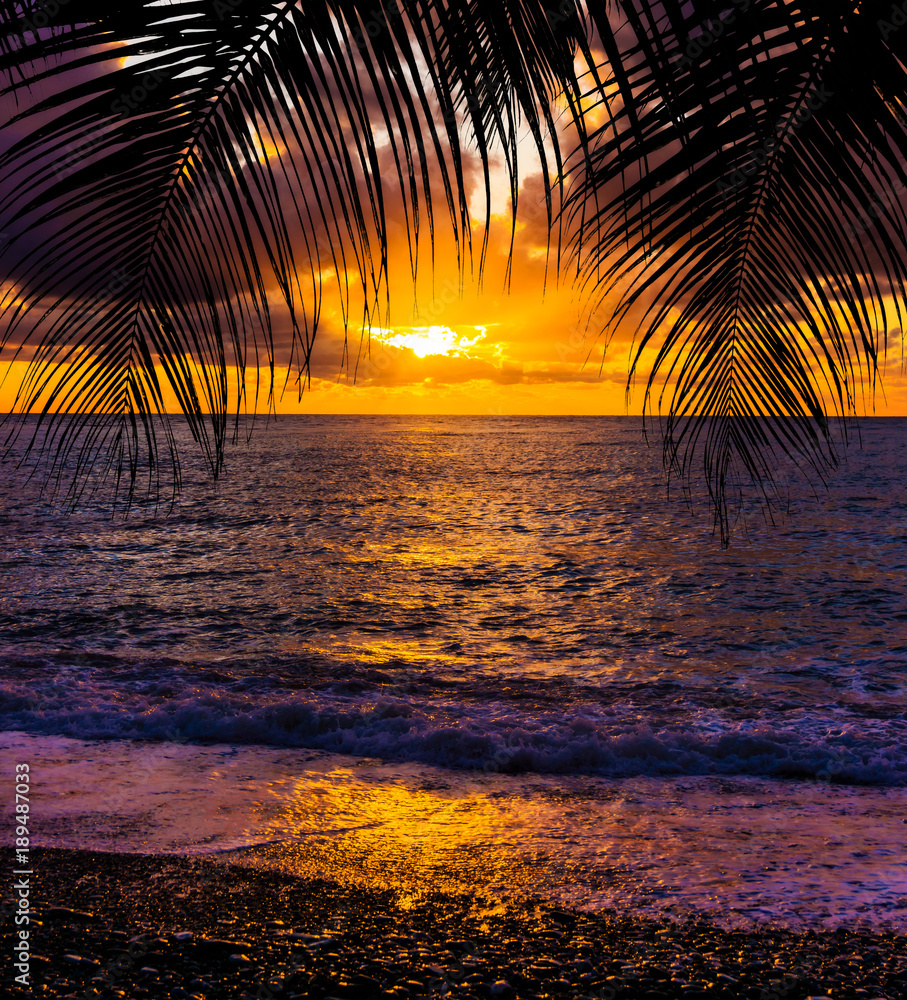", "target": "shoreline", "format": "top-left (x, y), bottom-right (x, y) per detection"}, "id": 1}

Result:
top-left (5, 848), bottom-right (906, 999)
